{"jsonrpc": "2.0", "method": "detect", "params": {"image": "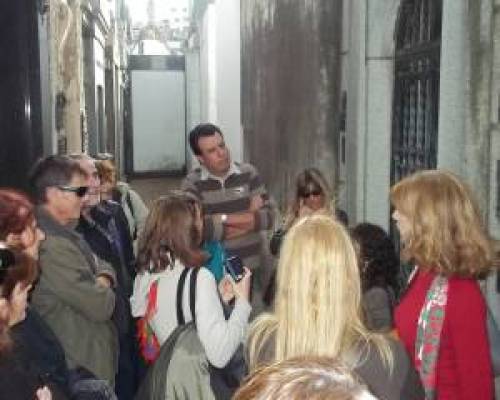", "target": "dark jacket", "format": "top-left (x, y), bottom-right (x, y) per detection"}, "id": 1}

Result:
top-left (10, 308), bottom-right (70, 395)
top-left (77, 201), bottom-right (140, 400)
top-left (77, 201), bottom-right (135, 297)
top-left (32, 207), bottom-right (118, 383)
